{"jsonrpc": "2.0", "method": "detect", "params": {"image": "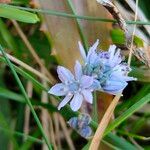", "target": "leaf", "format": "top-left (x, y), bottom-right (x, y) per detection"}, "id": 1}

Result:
top-left (110, 29), bottom-right (125, 45)
top-left (0, 56), bottom-right (48, 91)
top-left (0, 19), bottom-right (17, 50)
top-left (0, 126), bottom-right (43, 145)
top-left (116, 84), bottom-right (150, 113)
top-left (110, 29), bottom-right (144, 47)
top-left (0, 4), bottom-right (39, 23)
top-left (29, 32), bottom-right (52, 66)
top-left (0, 67), bottom-right (11, 150)
top-left (134, 35), bottom-right (144, 47)
top-left (0, 87), bottom-right (57, 112)
top-left (0, 112), bottom-right (19, 149)
top-left (0, 45), bottom-right (52, 149)
top-left (0, 87), bottom-right (25, 101)
top-left (104, 93), bottom-right (150, 136)
top-left (104, 133), bottom-right (137, 150)
top-left (129, 67), bottom-right (150, 82)
top-left (12, 0), bottom-right (29, 5)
